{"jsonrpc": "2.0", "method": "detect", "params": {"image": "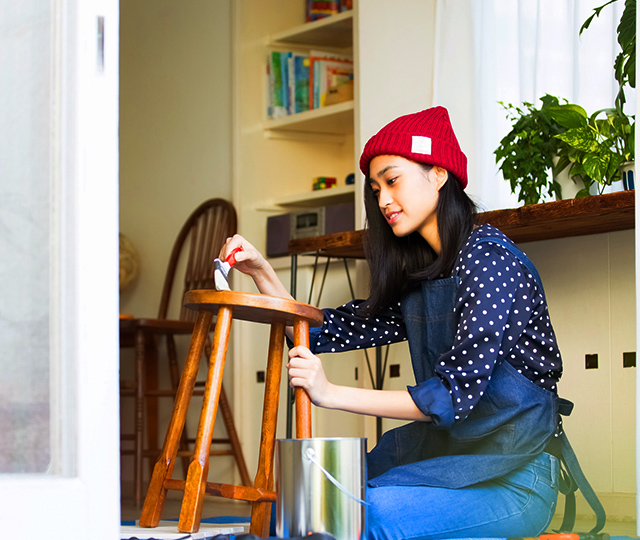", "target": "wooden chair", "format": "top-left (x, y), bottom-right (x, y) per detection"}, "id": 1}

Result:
top-left (120, 198), bottom-right (251, 508)
top-left (139, 290), bottom-right (324, 537)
